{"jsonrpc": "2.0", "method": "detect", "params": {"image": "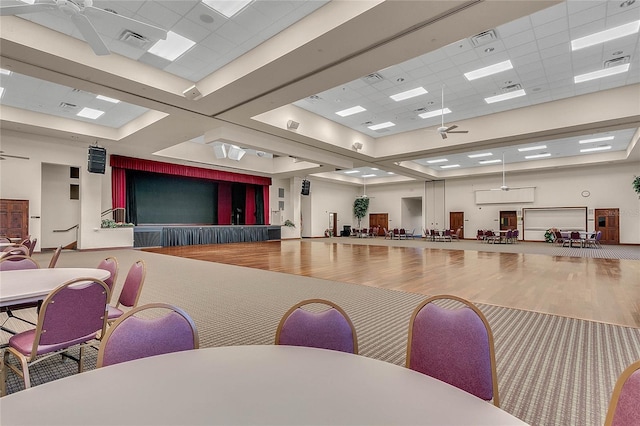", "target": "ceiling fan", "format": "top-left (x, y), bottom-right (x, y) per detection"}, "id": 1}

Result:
top-left (492, 153), bottom-right (511, 191)
top-left (0, 0), bottom-right (167, 56)
top-left (0, 151), bottom-right (30, 161)
top-left (355, 177), bottom-right (374, 199)
top-left (436, 87), bottom-right (468, 140)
